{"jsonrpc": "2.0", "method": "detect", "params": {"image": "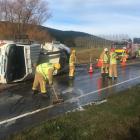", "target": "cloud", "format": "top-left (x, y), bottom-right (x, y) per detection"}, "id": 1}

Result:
top-left (45, 0), bottom-right (140, 37)
top-left (46, 21), bottom-right (140, 38)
